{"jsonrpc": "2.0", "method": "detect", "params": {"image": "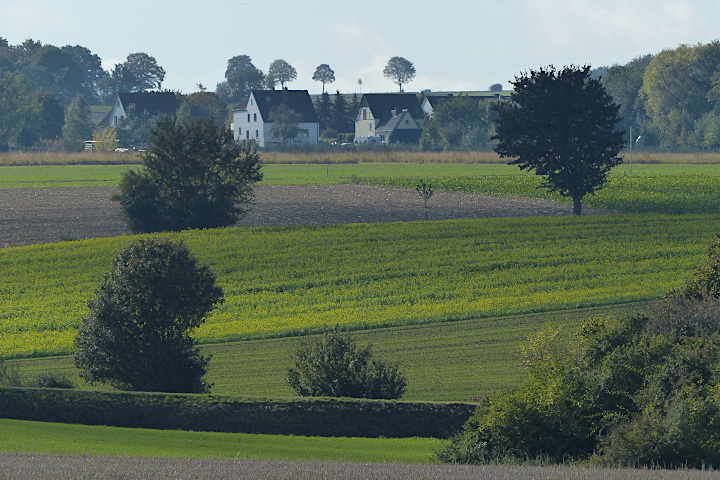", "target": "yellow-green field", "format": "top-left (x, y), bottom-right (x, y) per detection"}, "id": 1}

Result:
top-left (0, 213), bottom-right (715, 359)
